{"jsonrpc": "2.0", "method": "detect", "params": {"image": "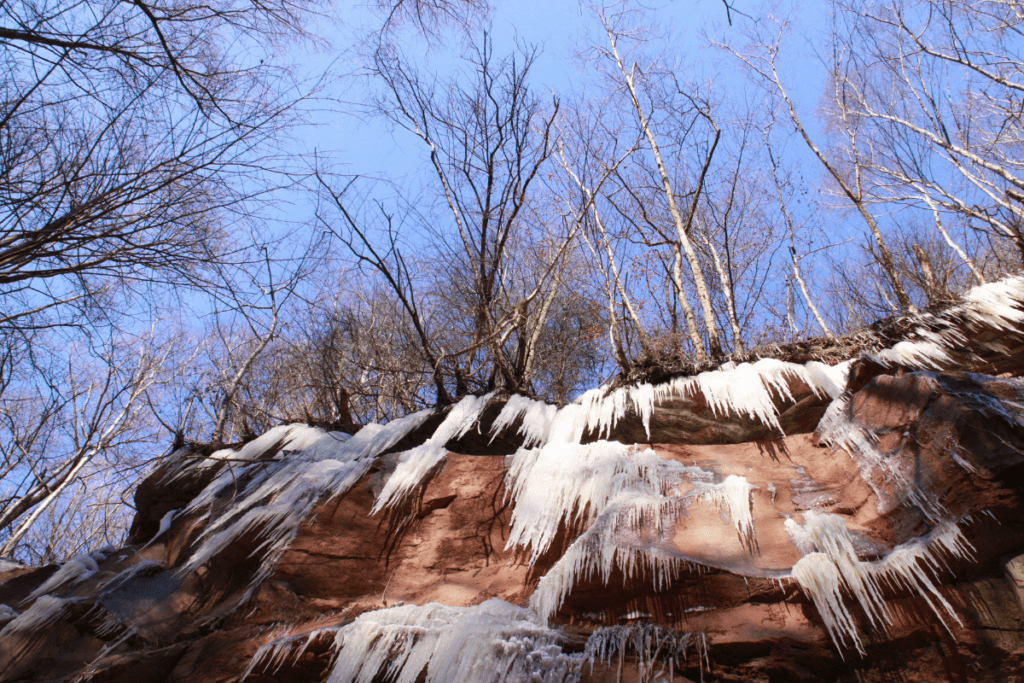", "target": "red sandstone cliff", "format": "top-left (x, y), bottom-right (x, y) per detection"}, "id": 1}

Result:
top-left (4, 280), bottom-right (1024, 683)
